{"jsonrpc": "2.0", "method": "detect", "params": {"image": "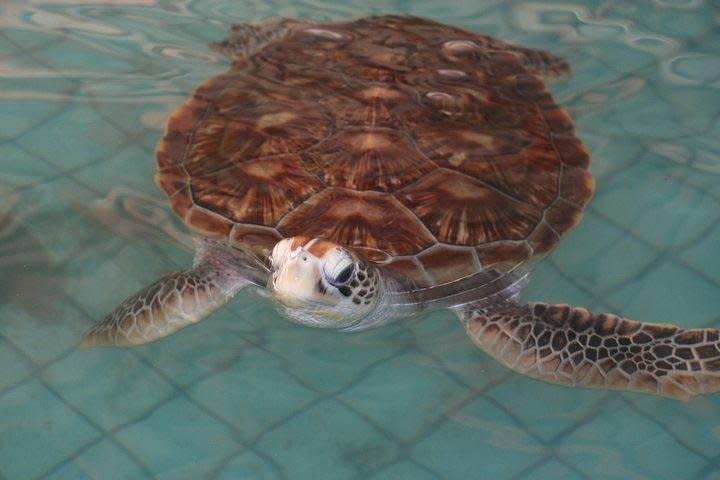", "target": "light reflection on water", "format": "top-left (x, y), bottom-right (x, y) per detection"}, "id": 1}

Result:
top-left (1, 1), bottom-right (720, 479)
